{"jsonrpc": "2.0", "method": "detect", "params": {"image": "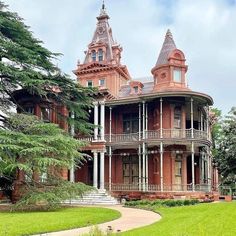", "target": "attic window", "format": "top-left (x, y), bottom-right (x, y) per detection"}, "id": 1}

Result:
top-left (98, 49), bottom-right (103, 61)
top-left (91, 50), bottom-right (96, 61)
top-left (134, 86), bottom-right (138, 93)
